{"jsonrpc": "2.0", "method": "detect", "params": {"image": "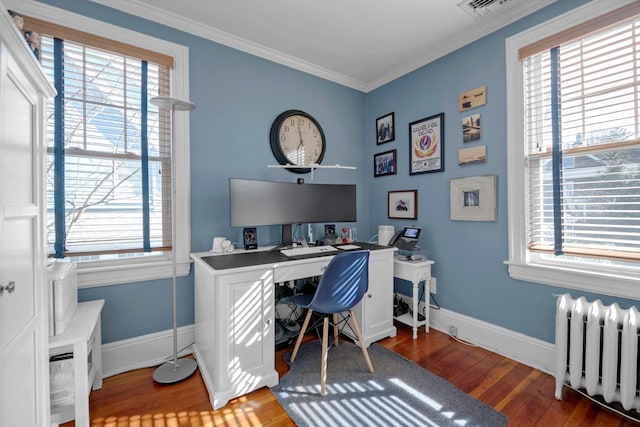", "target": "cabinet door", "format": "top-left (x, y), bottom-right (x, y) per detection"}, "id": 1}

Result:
top-left (0, 43), bottom-right (46, 427)
top-left (362, 251), bottom-right (394, 335)
top-left (217, 269), bottom-right (275, 393)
